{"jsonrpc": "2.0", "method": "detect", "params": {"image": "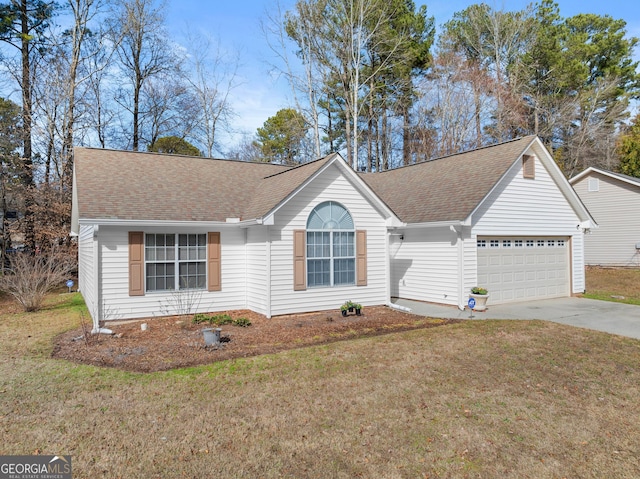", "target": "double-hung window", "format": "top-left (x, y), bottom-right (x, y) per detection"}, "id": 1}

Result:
top-left (145, 233), bottom-right (206, 291)
top-left (306, 201), bottom-right (355, 287)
